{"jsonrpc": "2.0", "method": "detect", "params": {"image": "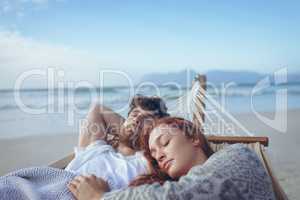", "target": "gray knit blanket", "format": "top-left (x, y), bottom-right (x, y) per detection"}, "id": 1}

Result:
top-left (103, 144), bottom-right (276, 200)
top-left (0, 167), bottom-right (76, 200)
